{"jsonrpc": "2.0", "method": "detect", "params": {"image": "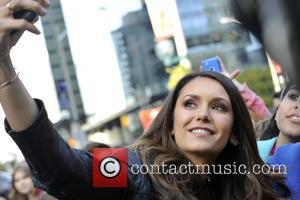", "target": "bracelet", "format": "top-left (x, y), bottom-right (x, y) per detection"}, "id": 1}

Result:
top-left (0, 72), bottom-right (19, 89)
